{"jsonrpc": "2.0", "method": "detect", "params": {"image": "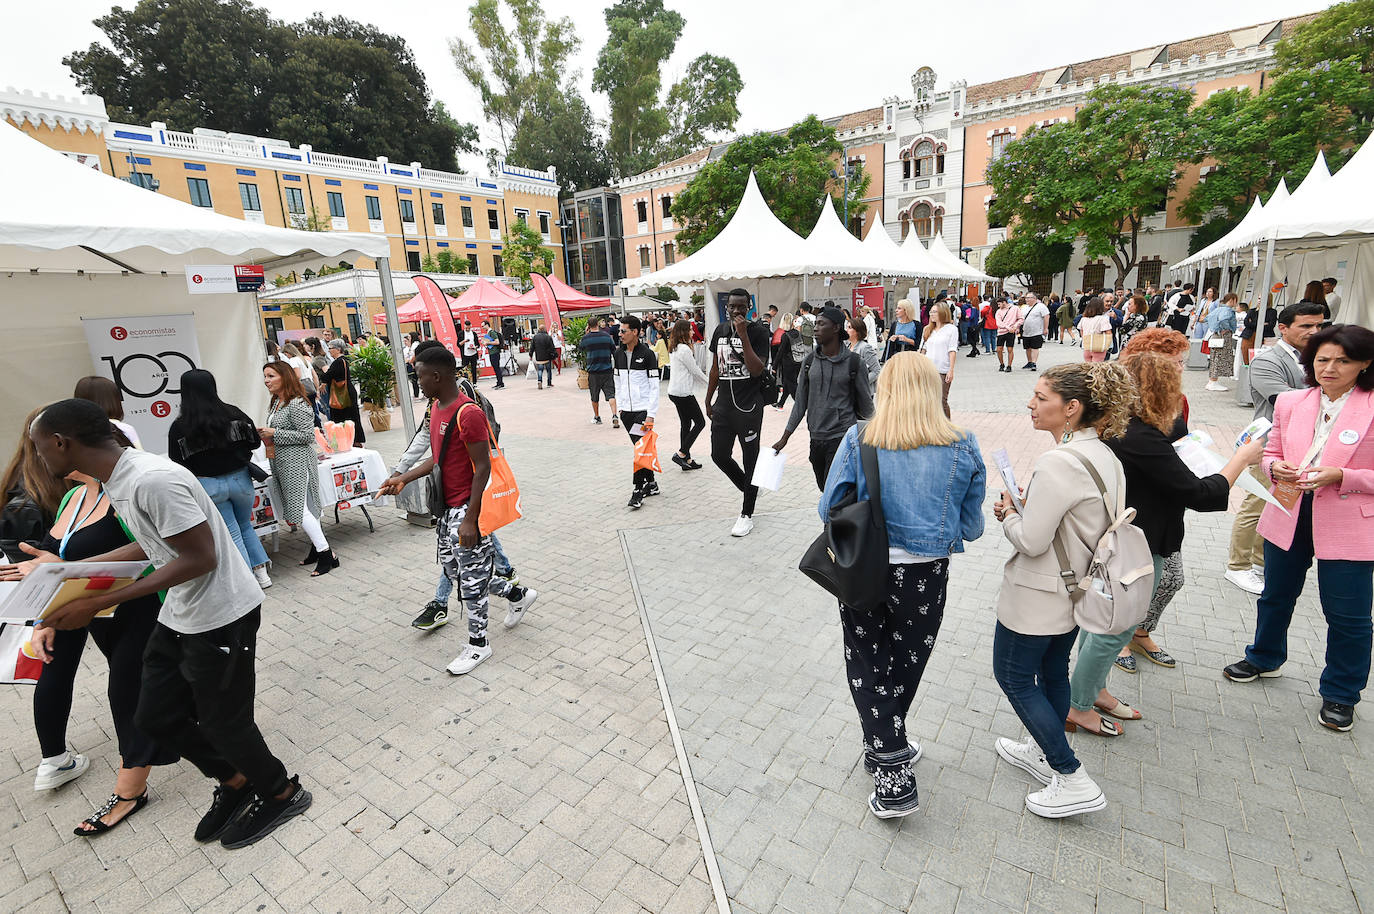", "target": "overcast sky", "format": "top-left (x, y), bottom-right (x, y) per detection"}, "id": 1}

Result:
top-left (4, 0), bottom-right (1330, 172)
